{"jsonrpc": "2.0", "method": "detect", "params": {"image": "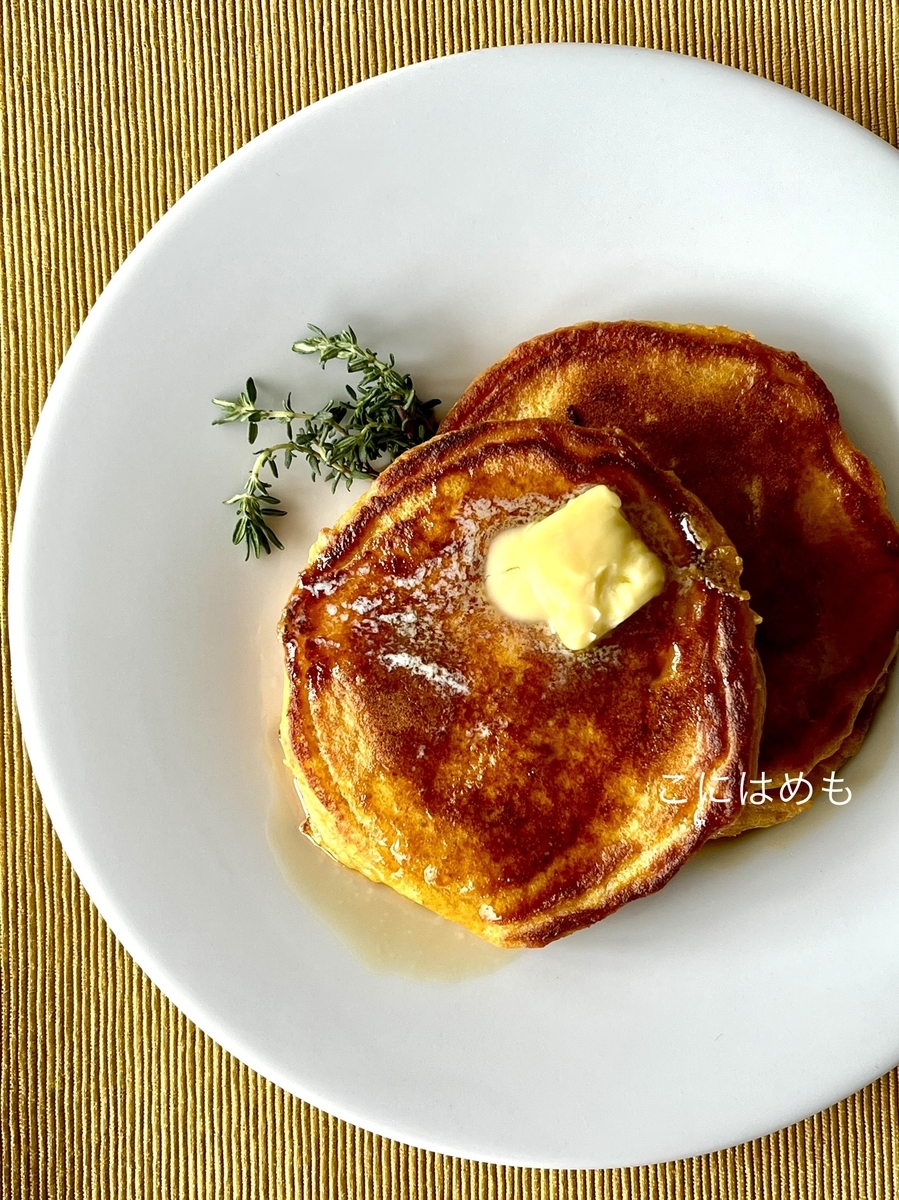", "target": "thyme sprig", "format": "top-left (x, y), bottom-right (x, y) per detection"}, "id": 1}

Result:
top-left (212, 377), bottom-right (295, 444)
top-left (213, 326), bottom-right (441, 558)
top-left (221, 441), bottom-right (289, 559)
